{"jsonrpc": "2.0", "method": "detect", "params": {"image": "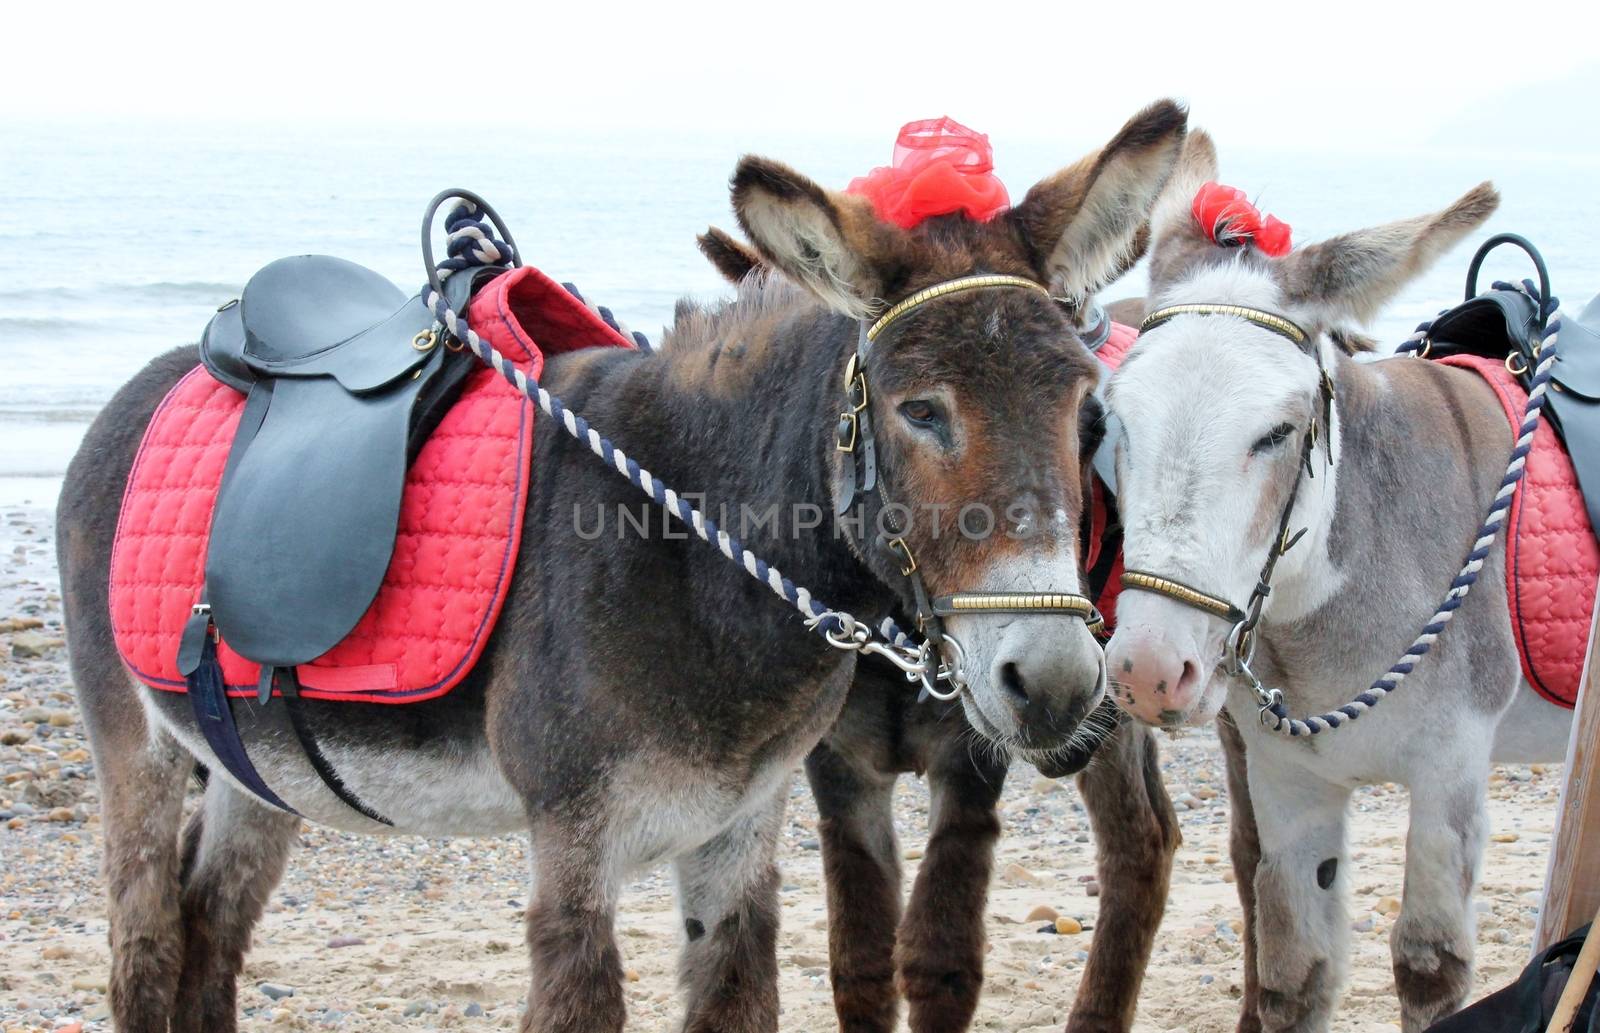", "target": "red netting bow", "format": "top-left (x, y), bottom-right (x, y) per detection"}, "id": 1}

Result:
top-left (847, 117), bottom-right (1011, 229)
top-left (1192, 182), bottom-right (1293, 257)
